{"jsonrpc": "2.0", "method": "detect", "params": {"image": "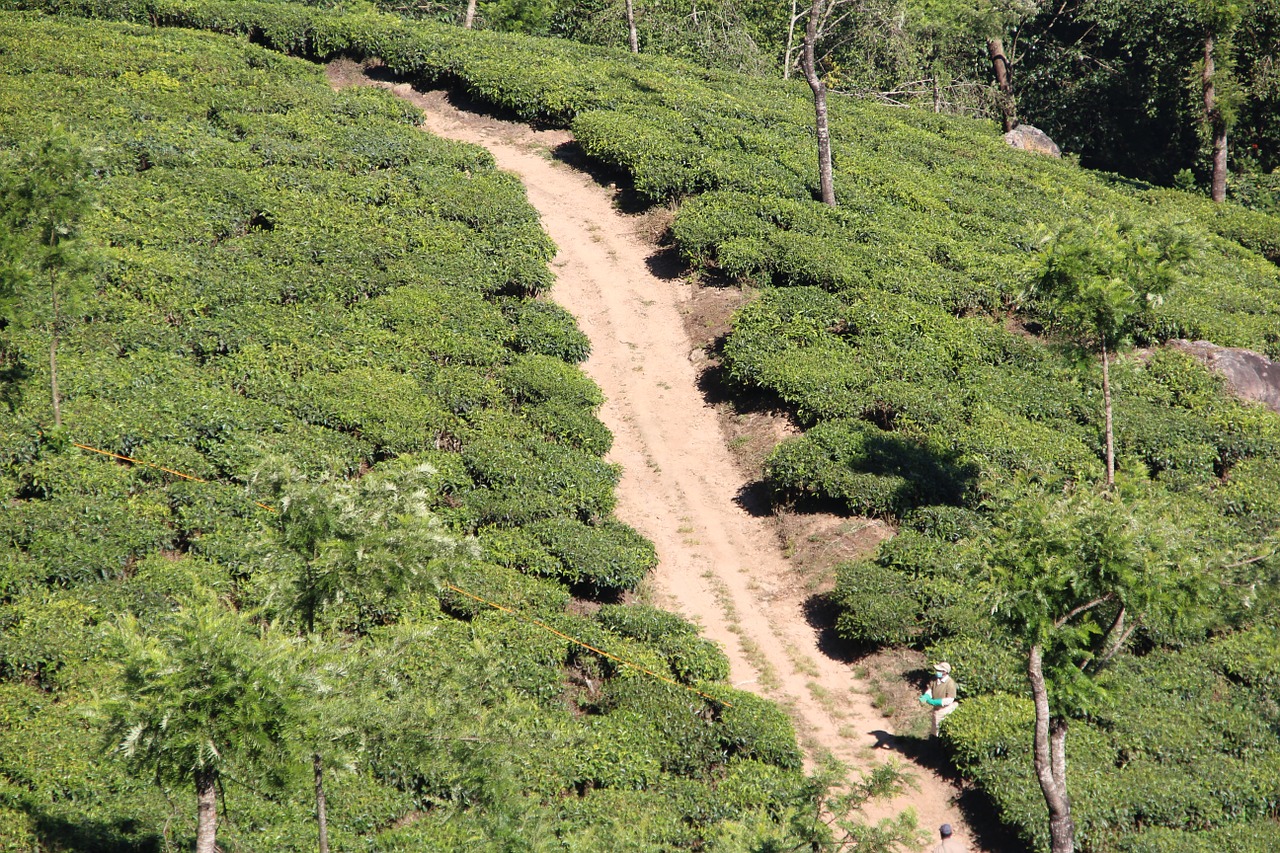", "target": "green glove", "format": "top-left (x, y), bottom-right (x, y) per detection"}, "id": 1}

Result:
top-left (924, 697), bottom-right (944, 707)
